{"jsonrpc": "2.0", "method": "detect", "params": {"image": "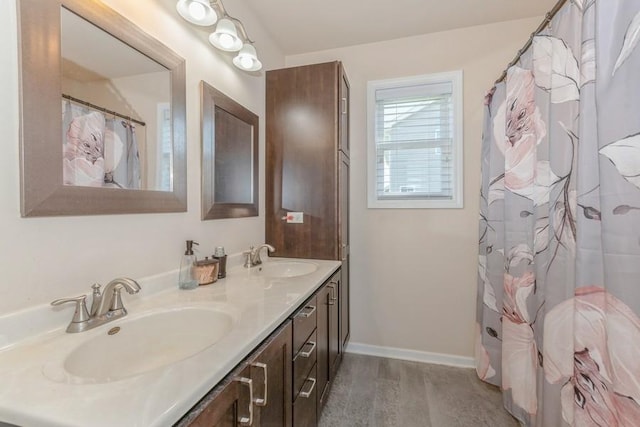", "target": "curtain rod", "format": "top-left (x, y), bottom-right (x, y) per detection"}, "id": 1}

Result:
top-left (62, 94), bottom-right (146, 127)
top-left (494, 0), bottom-right (569, 85)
